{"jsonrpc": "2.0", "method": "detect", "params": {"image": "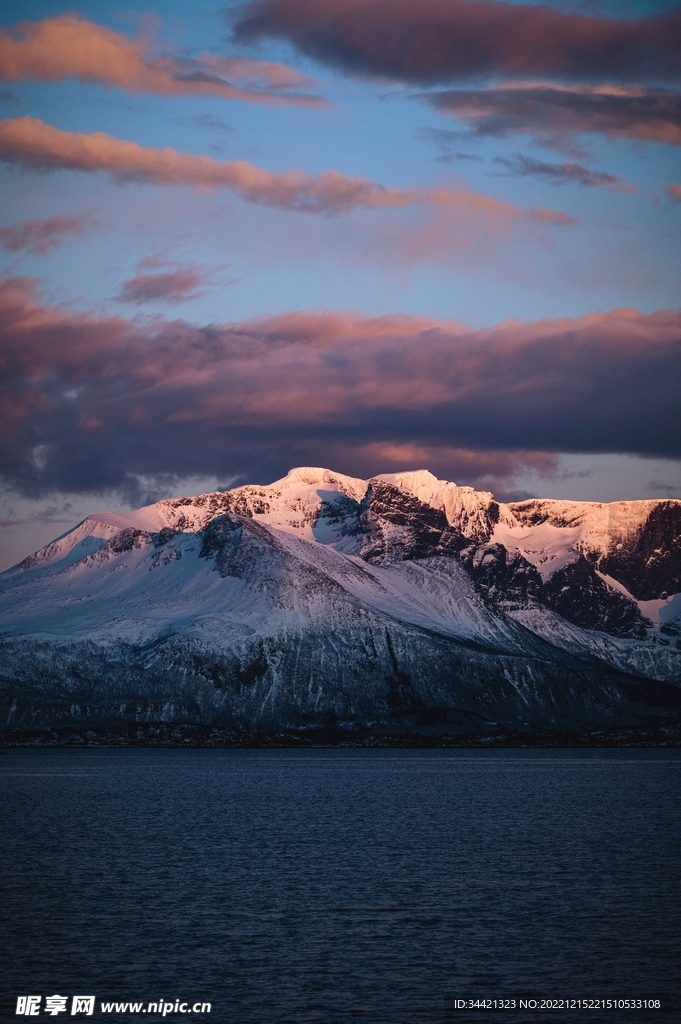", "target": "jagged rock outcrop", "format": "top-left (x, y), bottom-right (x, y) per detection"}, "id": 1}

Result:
top-left (1, 467), bottom-right (679, 740)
